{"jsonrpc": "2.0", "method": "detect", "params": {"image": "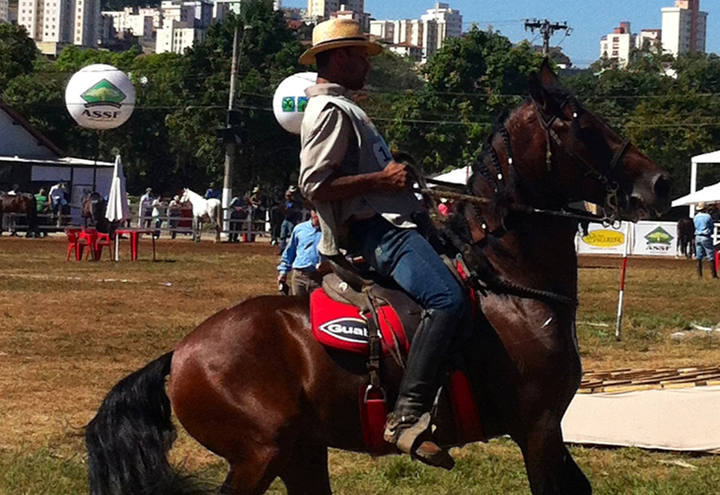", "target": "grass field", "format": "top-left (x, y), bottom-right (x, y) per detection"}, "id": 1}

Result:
top-left (1, 235), bottom-right (719, 494)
